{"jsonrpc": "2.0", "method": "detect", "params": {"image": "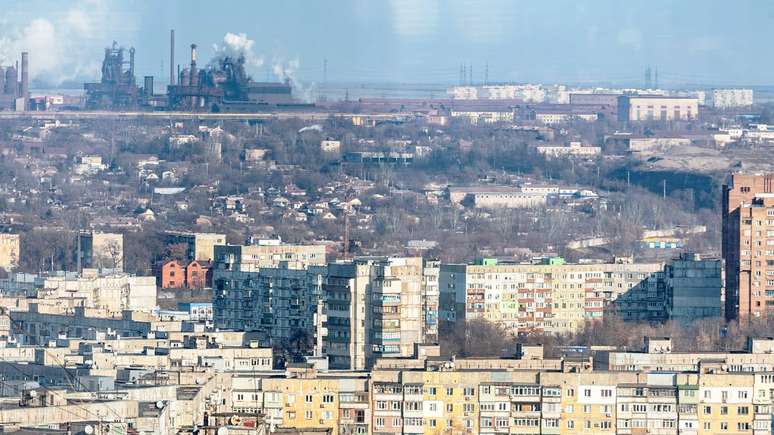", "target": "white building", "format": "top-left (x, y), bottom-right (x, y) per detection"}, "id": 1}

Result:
top-left (708, 89), bottom-right (753, 109)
